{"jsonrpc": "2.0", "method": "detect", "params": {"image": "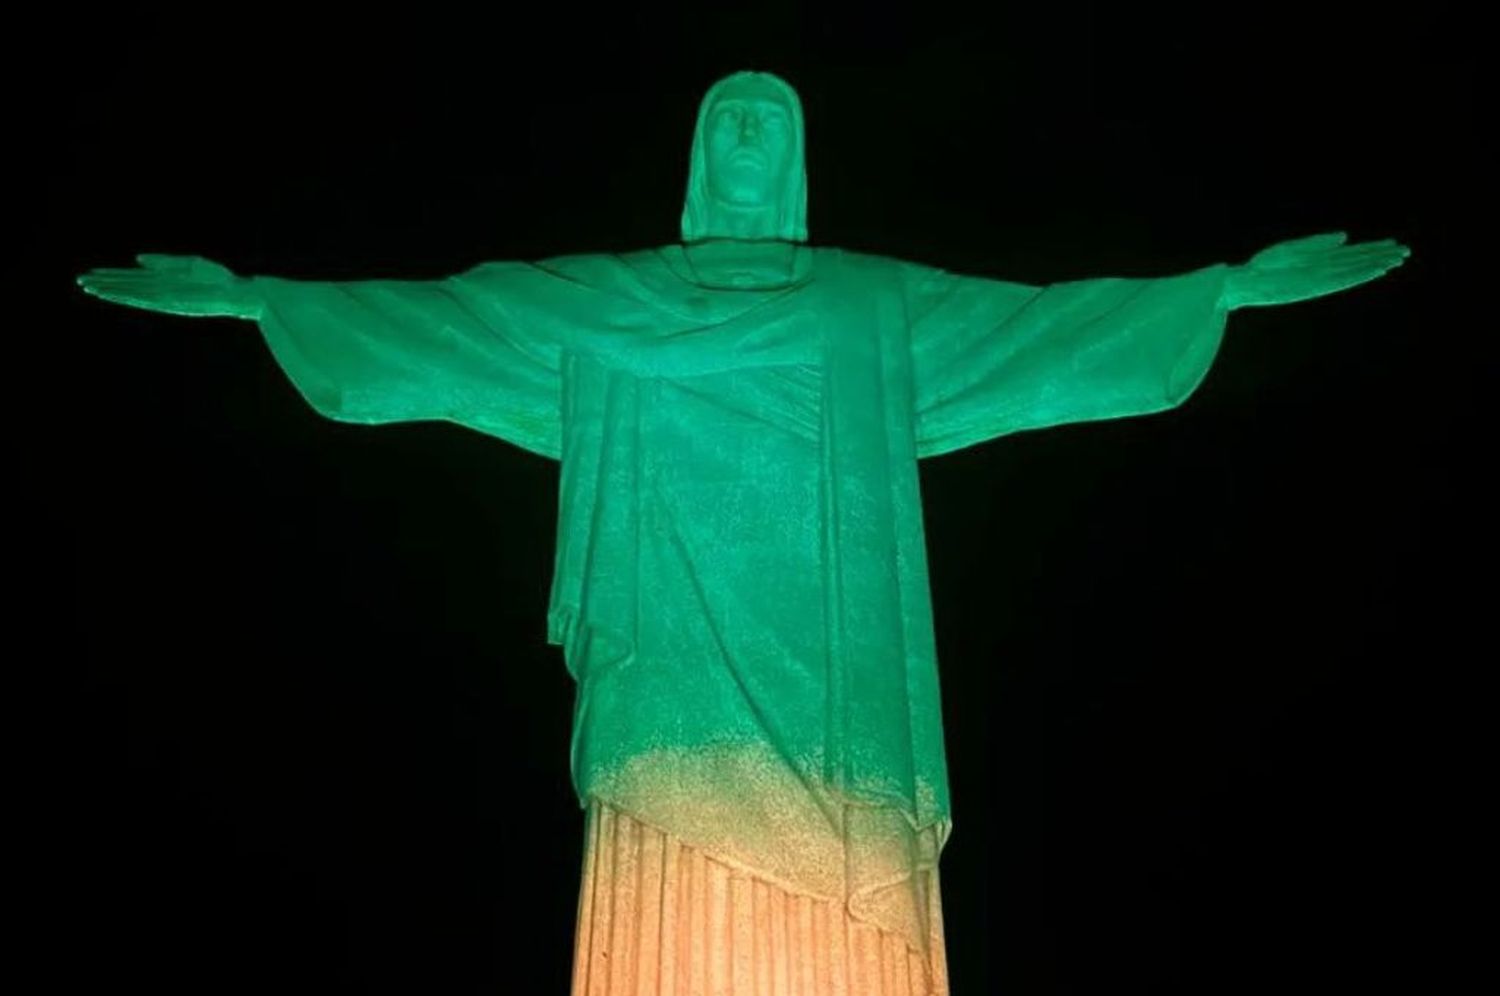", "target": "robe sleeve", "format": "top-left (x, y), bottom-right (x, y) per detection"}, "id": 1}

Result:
top-left (250, 260), bottom-right (576, 460)
top-left (905, 259), bottom-right (1233, 458)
